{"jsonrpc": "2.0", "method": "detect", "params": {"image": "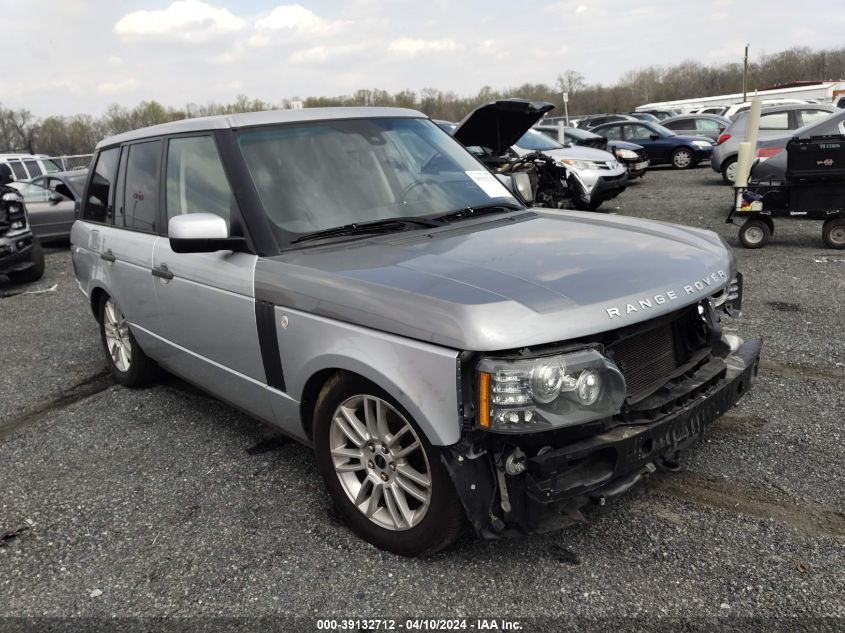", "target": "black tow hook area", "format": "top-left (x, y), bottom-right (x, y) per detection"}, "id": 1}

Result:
top-left (441, 445), bottom-right (501, 540)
